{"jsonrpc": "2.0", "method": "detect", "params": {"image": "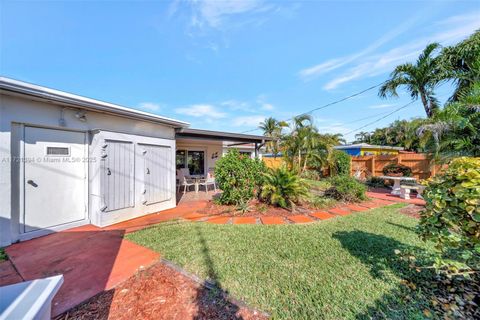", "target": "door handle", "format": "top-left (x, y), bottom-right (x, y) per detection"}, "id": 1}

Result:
top-left (27, 180), bottom-right (38, 187)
